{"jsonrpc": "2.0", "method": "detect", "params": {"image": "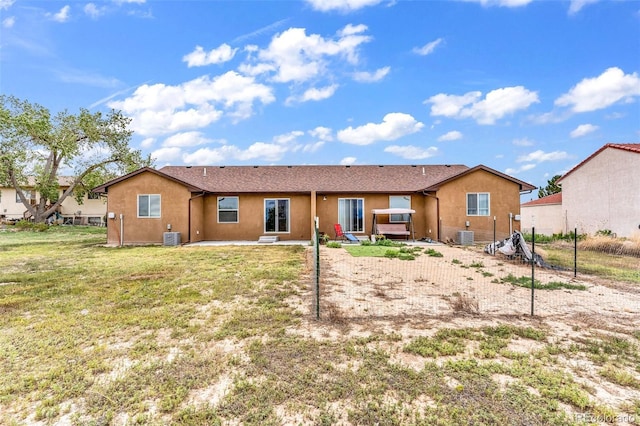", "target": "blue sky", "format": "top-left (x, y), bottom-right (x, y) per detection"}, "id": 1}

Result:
top-left (1, 0), bottom-right (639, 198)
